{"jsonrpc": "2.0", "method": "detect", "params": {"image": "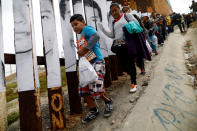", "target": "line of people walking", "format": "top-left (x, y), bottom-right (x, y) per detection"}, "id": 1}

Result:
top-left (69, 2), bottom-right (195, 124)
